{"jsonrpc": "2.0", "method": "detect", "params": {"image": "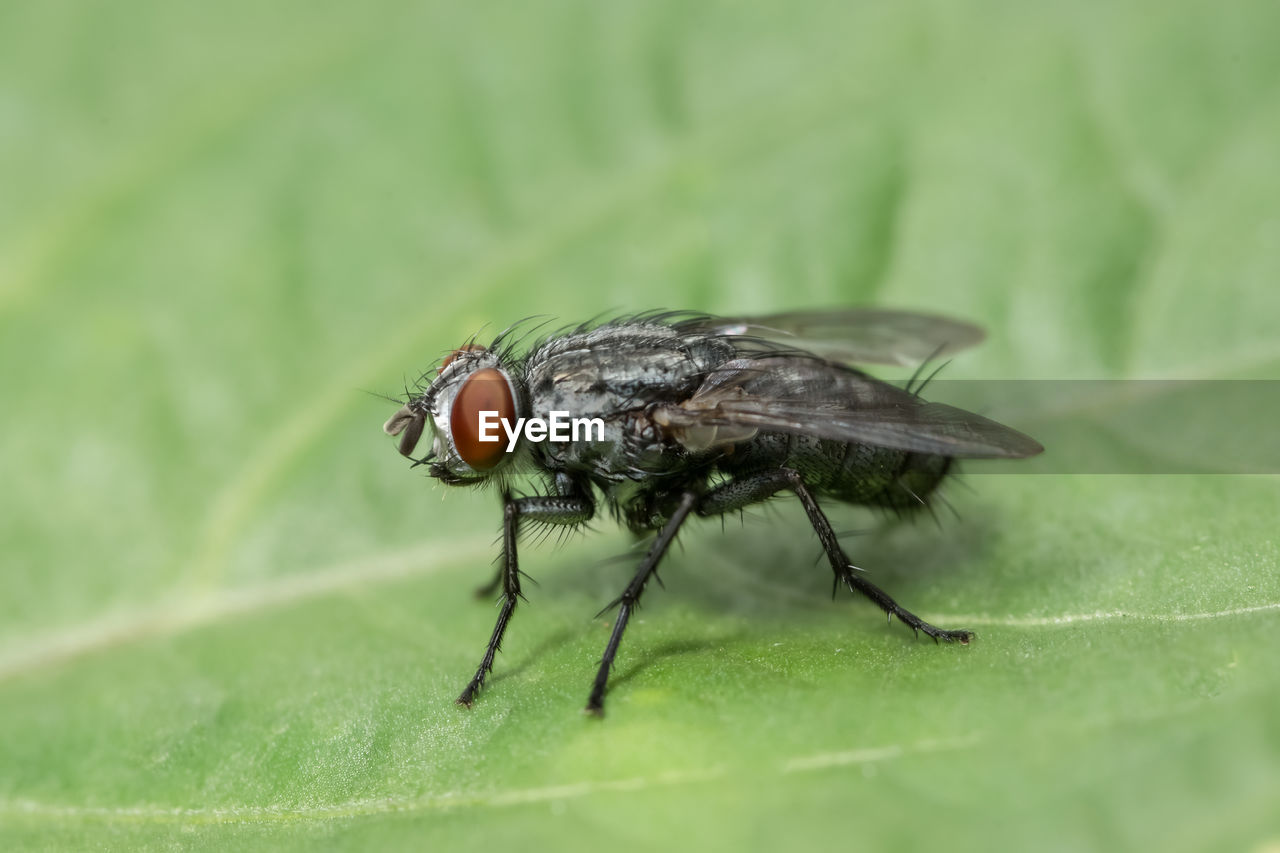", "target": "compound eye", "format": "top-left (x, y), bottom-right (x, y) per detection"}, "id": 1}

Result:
top-left (450, 368), bottom-right (515, 470)
top-left (438, 344), bottom-right (487, 375)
